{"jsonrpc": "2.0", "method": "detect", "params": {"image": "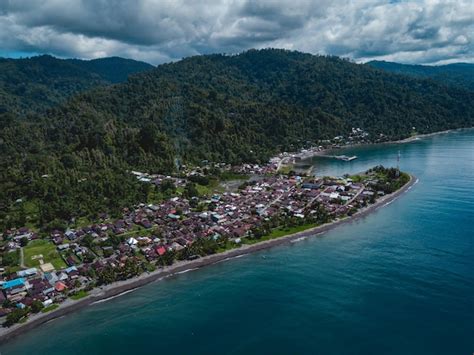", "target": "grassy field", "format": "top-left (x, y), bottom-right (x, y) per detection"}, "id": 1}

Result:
top-left (23, 239), bottom-right (66, 270)
top-left (243, 223), bottom-right (319, 245)
top-left (41, 304), bottom-right (59, 313)
top-left (70, 290), bottom-right (89, 300)
top-left (278, 165), bottom-right (294, 175)
top-left (195, 183), bottom-right (215, 196)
